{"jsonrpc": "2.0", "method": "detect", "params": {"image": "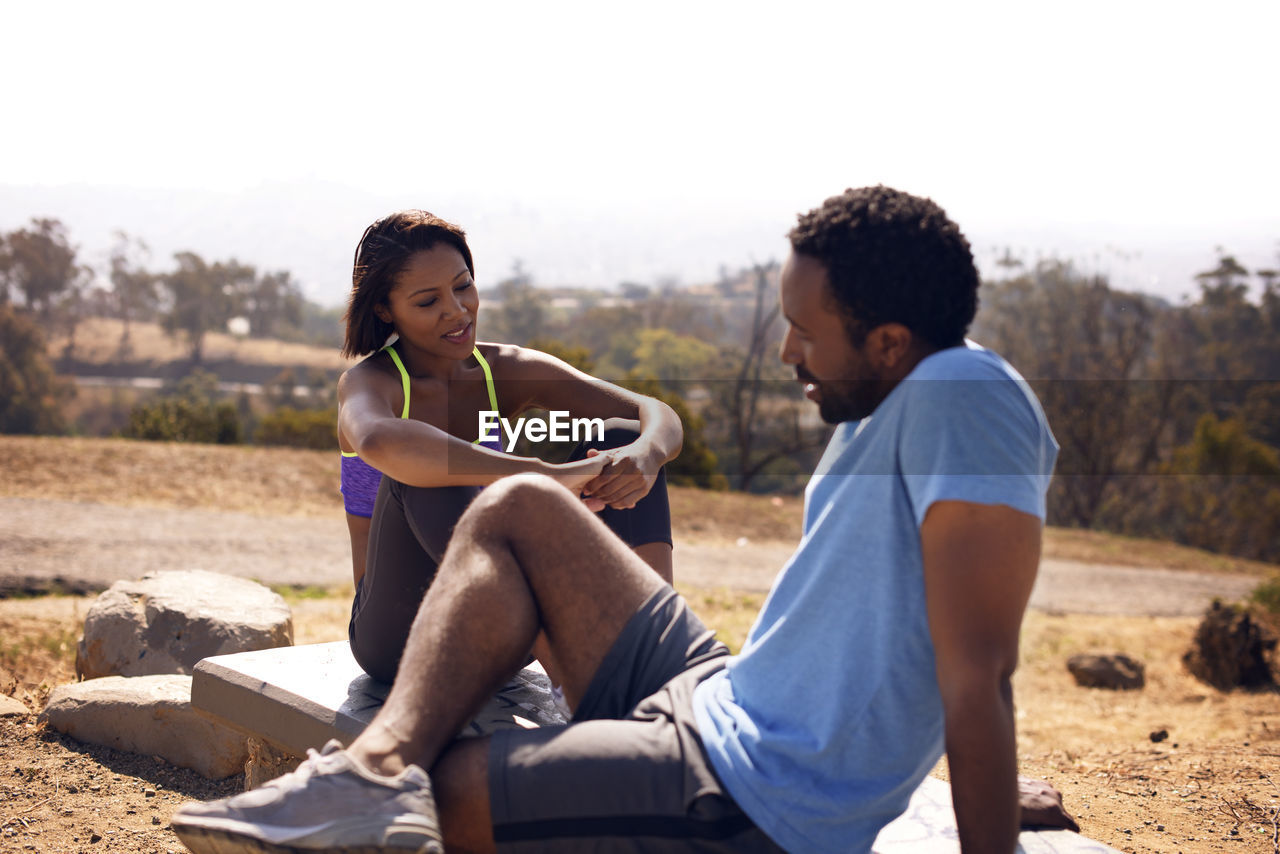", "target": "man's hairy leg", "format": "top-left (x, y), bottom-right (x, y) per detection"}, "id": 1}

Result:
top-left (345, 473), bottom-right (668, 778)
